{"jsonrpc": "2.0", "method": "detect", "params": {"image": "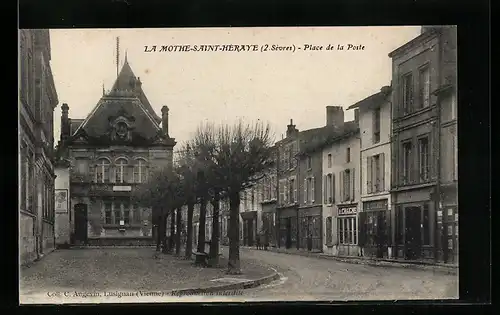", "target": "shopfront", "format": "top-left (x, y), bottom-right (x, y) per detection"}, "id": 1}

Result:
top-left (241, 211), bottom-right (257, 246)
top-left (278, 207), bottom-right (298, 249)
top-left (359, 199), bottom-right (391, 258)
top-left (262, 202), bottom-right (277, 247)
top-left (336, 204), bottom-right (360, 257)
top-left (298, 206), bottom-right (322, 251)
